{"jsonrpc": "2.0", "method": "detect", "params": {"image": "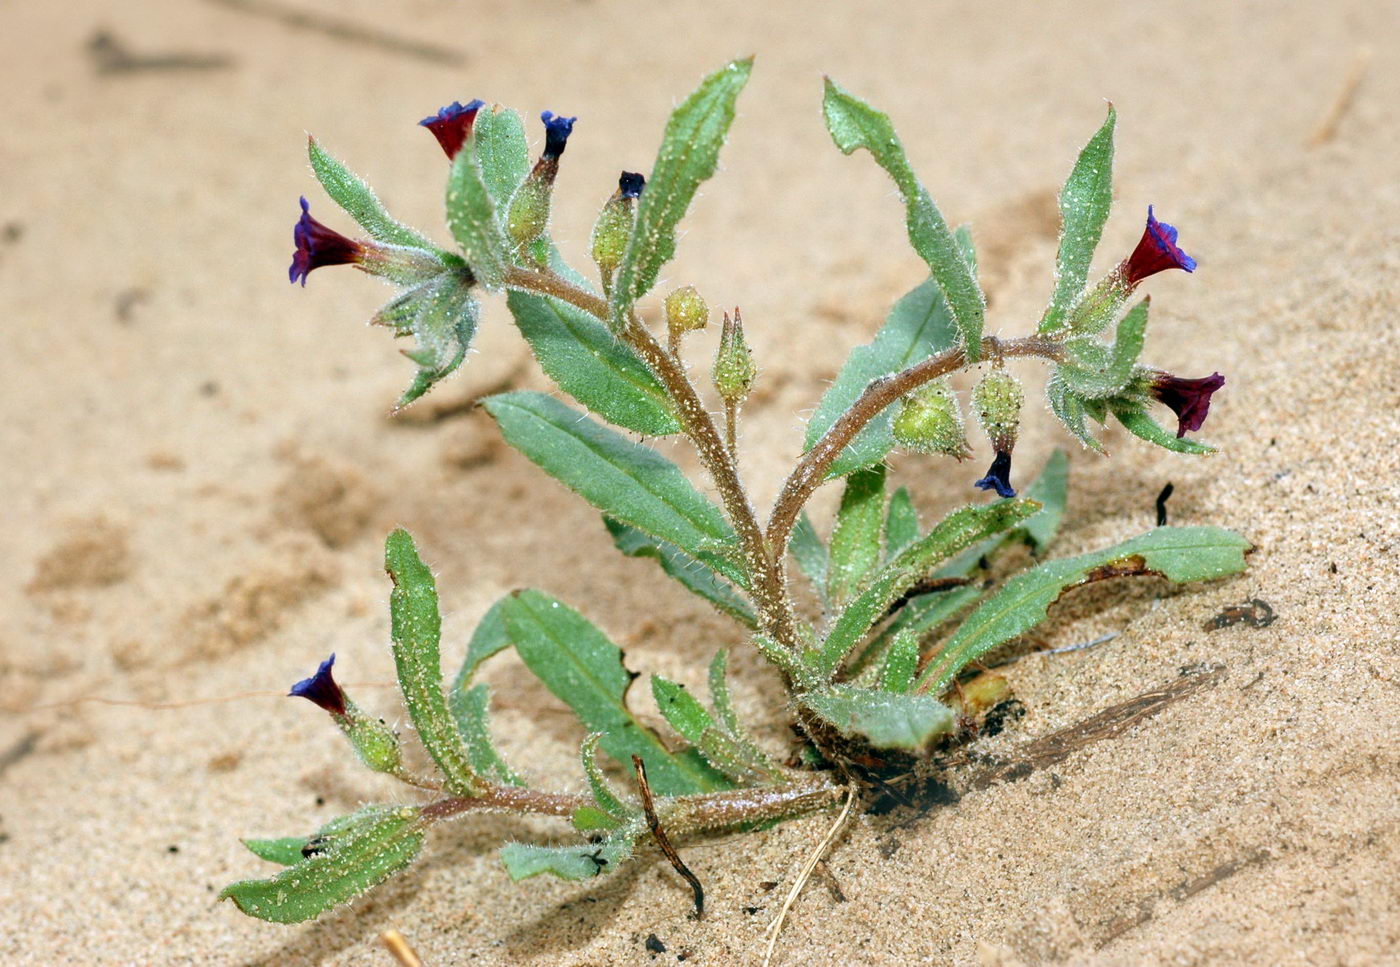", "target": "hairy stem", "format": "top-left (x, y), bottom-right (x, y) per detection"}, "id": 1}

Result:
top-left (766, 335), bottom-right (1064, 556)
top-left (503, 266), bottom-right (796, 644)
top-left (724, 400), bottom-right (738, 460)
